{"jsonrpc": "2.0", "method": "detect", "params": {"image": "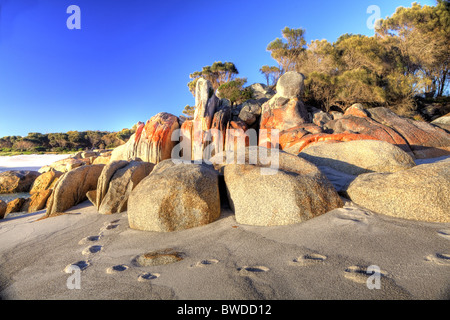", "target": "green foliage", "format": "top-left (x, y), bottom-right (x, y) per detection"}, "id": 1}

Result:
top-left (180, 105), bottom-right (195, 121)
top-left (188, 61), bottom-right (239, 96)
top-left (0, 126), bottom-right (136, 154)
top-left (217, 78), bottom-right (252, 106)
top-left (266, 27), bottom-right (307, 73)
top-left (260, 65), bottom-right (282, 86)
top-left (264, 2), bottom-right (449, 114)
